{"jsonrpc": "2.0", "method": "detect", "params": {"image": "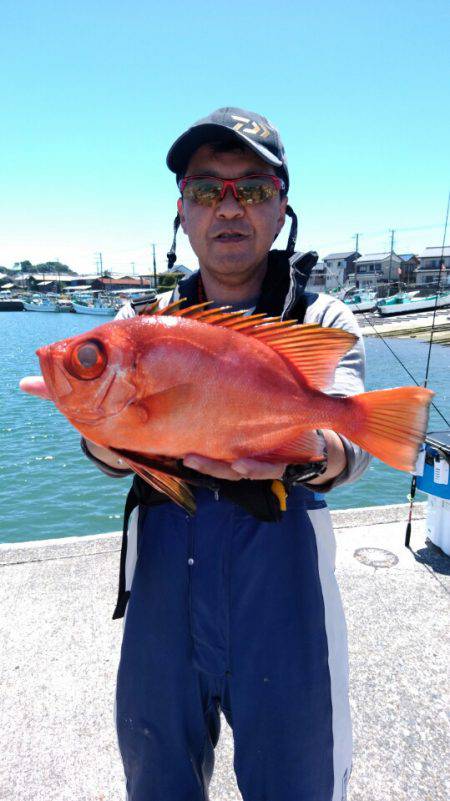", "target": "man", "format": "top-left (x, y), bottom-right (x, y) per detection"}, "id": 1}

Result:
top-left (84, 107), bottom-right (370, 801)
